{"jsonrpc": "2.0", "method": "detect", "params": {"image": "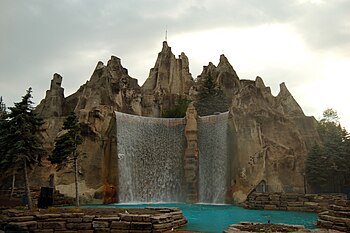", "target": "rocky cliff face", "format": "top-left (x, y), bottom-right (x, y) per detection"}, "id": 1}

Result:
top-left (228, 77), bottom-right (319, 202)
top-left (36, 73), bottom-right (65, 118)
top-left (31, 41), bottom-right (320, 203)
top-left (141, 41), bottom-right (194, 116)
top-left (142, 41), bottom-right (194, 95)
top-left (34, 56), bottom-right (141, 202)
top-left (195, 54), bottom-right (241, 98)
top-left (66, 56), bottom-right (142, 115)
